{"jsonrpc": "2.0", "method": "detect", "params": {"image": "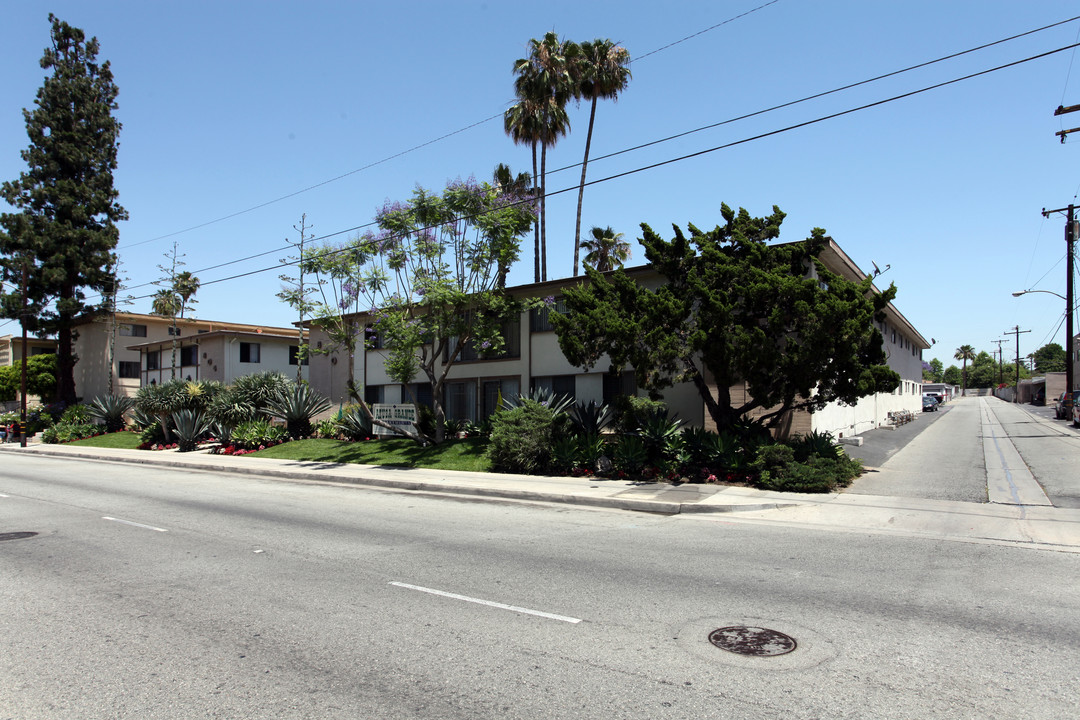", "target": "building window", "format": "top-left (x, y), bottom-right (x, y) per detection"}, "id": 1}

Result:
top-left (404, 382), bottom-right (433, 408)
top-left (180, 345), bottom-right (198, 367)
top-left (289, 345), bottom-right (309, 366)
top-left (118, 361), bottom-right (140, 379)
top-left (533, 375), bottom-right (576, 400)
top-left (168, 326), bottom-right (182, 336)
top-left (365, 324), bottom-right (384, 349)
top-left (240, 342), bottom-right (260, 363)
top-left (450, 314), bottom-right (521, 362)
top-left (119, 323), bottom-right (147, 337)
top-left (444, 380), bottom-right (477, 423)
top-left (29, 347), bottom-right (53, 356)
top-left (482, 378), bottom-right (520, 418)
top-left (602, 370), bottom-right (636, 405)
top-left (146, 351), bottom-right (160, 371)
top-left (530, 299), bottom-right (567, 332)
top-left (365, 384), bottom-right (385, 406)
